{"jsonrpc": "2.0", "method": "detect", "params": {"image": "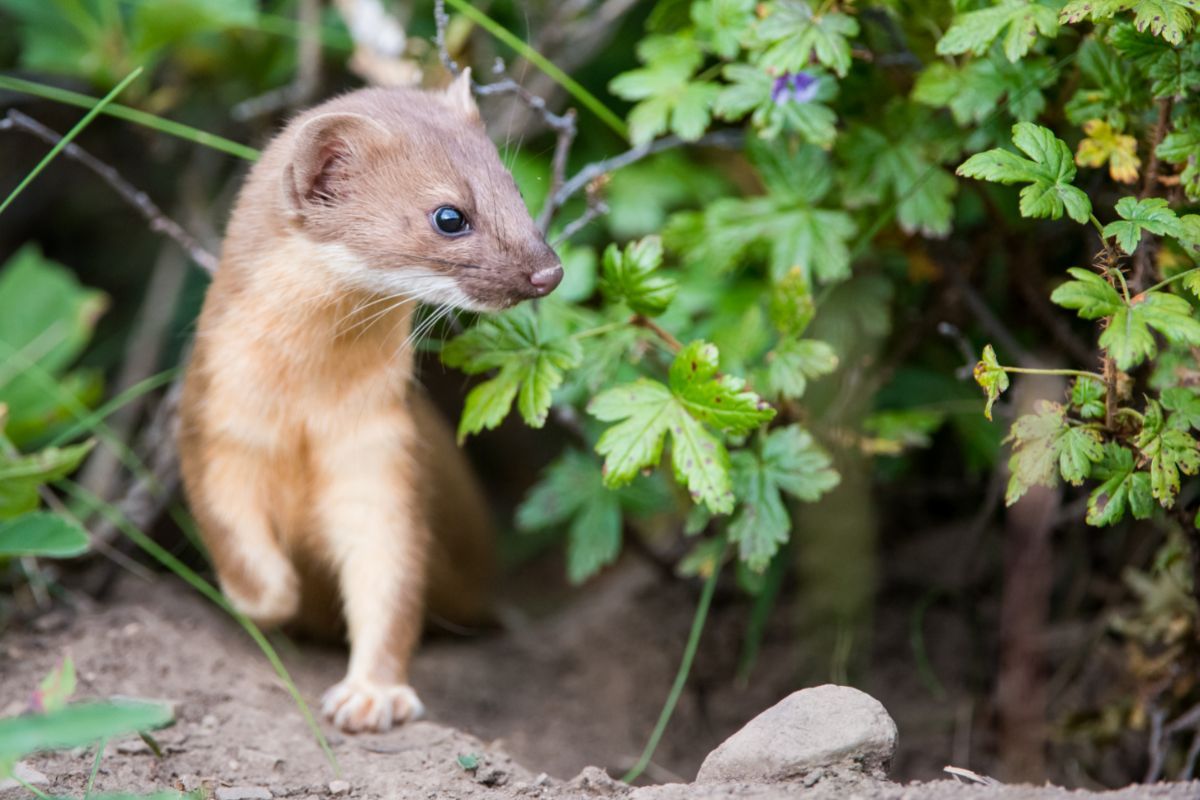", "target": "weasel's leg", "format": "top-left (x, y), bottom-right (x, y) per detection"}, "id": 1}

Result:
top-left (313, 417), bottom-right (429, 733)
top-left (188, 445), bottom-right (300, 627)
